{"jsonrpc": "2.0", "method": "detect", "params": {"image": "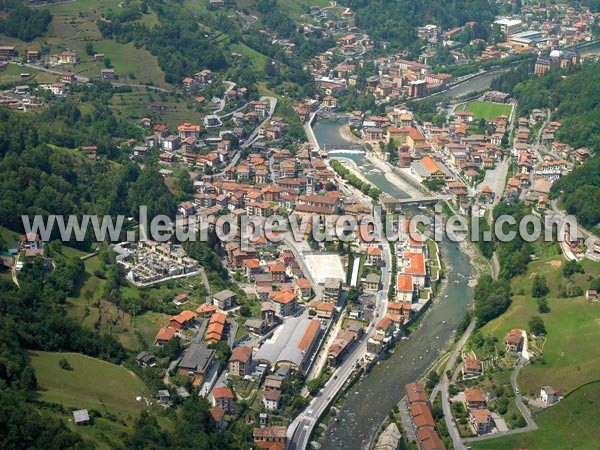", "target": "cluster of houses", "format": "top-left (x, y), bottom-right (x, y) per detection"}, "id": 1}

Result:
top-left (463, 388), bottom-right (495, 435)
top-left (366, 224), bottom-right (432, 358)
top-left (508, 114), bottom-right (586, 208)
top-left (421, 104), bottom-right (509, 177)
top-left (421, 3), bottom-right (597, 66)
top-left (405, 382), bottom-right (446, 450)
top-left (496, 3), bottom-right (598, 52)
